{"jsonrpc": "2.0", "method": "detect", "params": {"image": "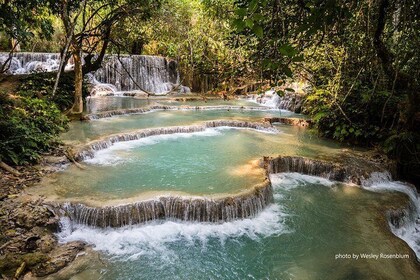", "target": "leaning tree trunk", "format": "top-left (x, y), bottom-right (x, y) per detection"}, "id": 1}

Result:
top-left (69, 47), bottom-right (83, 114)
